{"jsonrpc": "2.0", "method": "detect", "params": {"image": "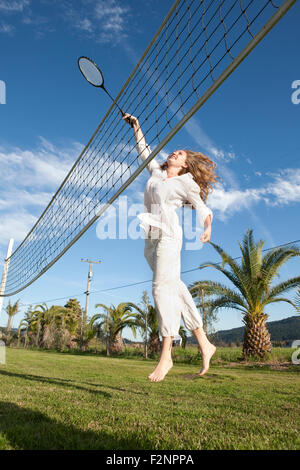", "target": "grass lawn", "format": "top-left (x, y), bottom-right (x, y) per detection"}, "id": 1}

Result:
top-left (0, 348), bottom-right (299, 450)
